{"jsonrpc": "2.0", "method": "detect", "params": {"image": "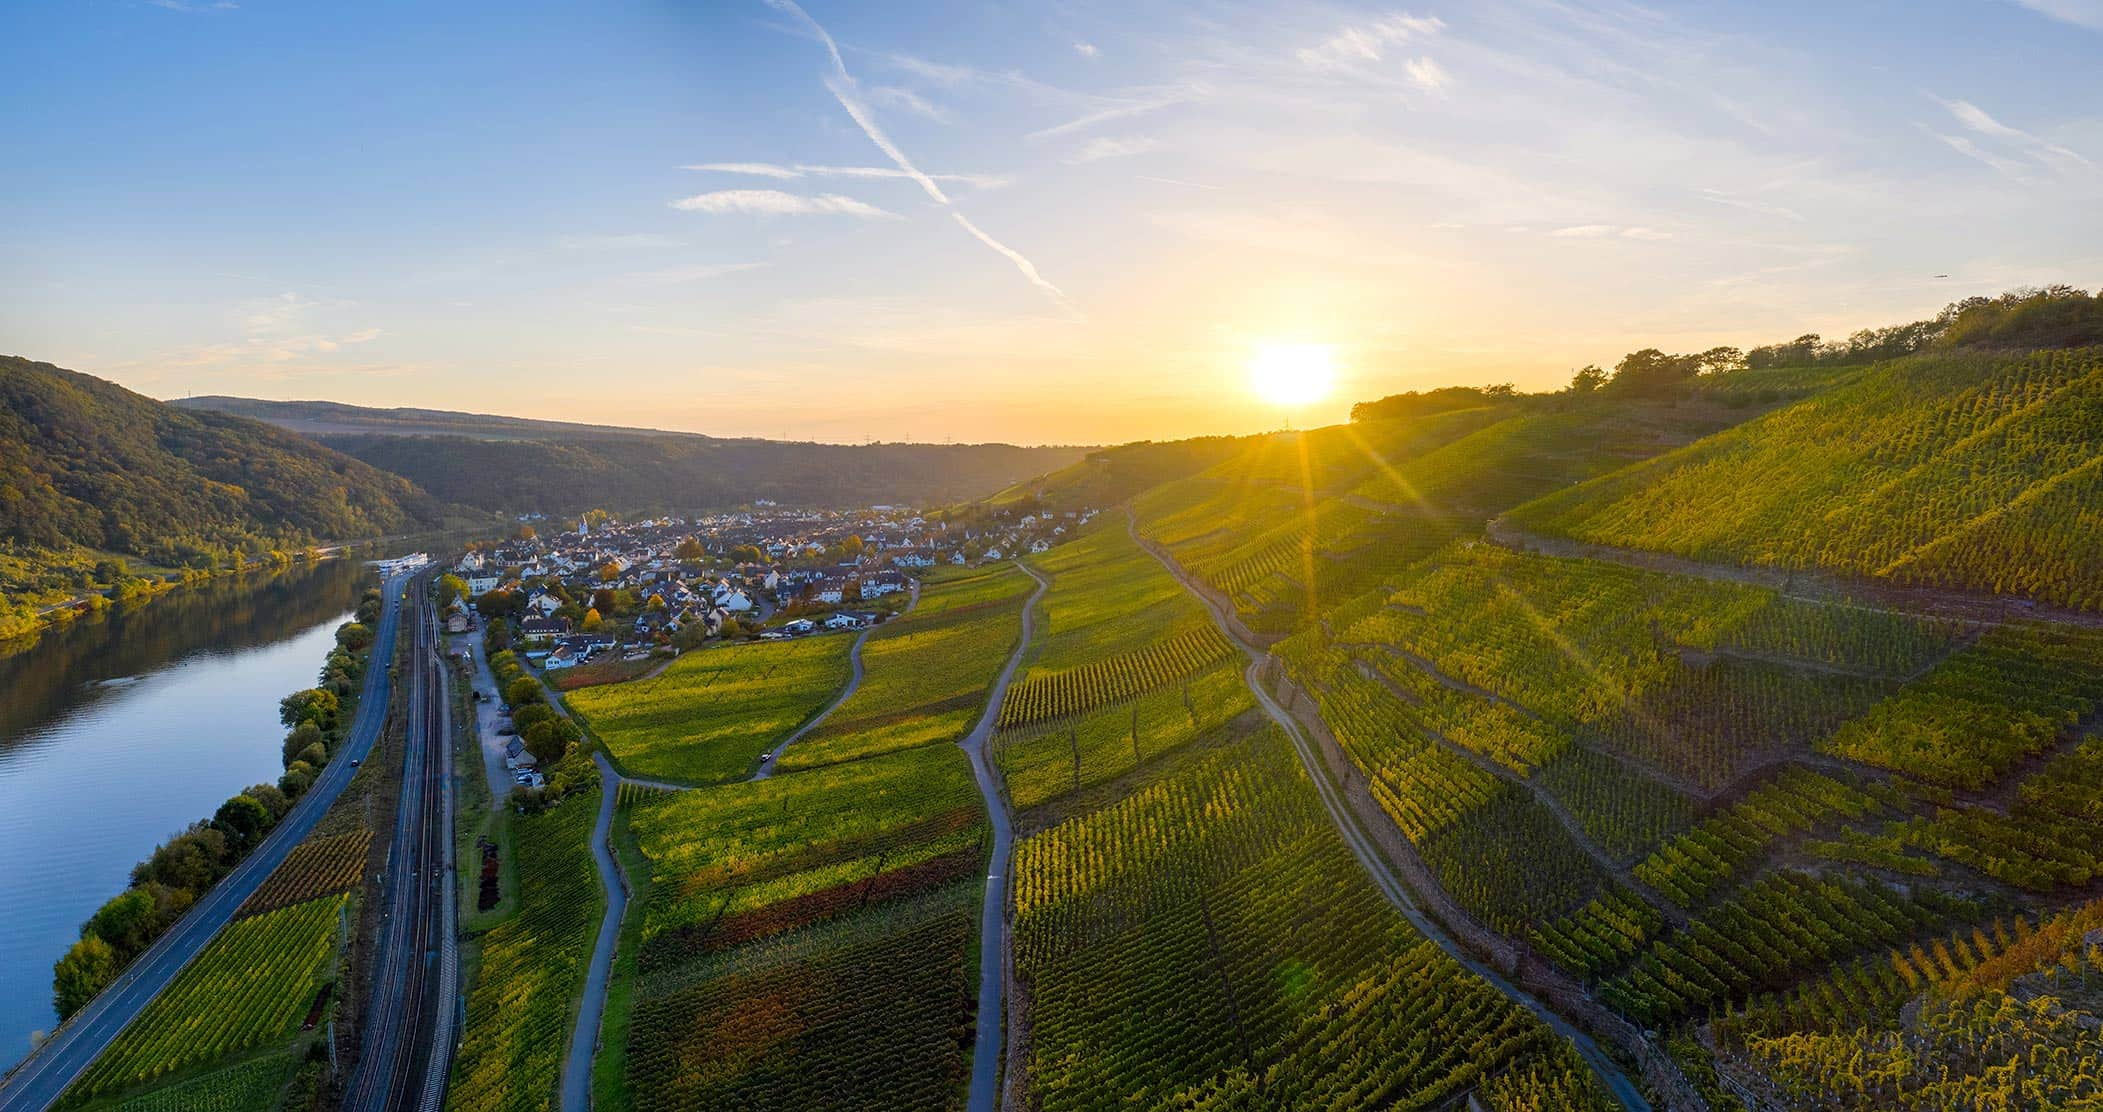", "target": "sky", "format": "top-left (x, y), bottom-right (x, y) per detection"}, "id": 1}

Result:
top-left (4, 0), bottom-right (2102, 446)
